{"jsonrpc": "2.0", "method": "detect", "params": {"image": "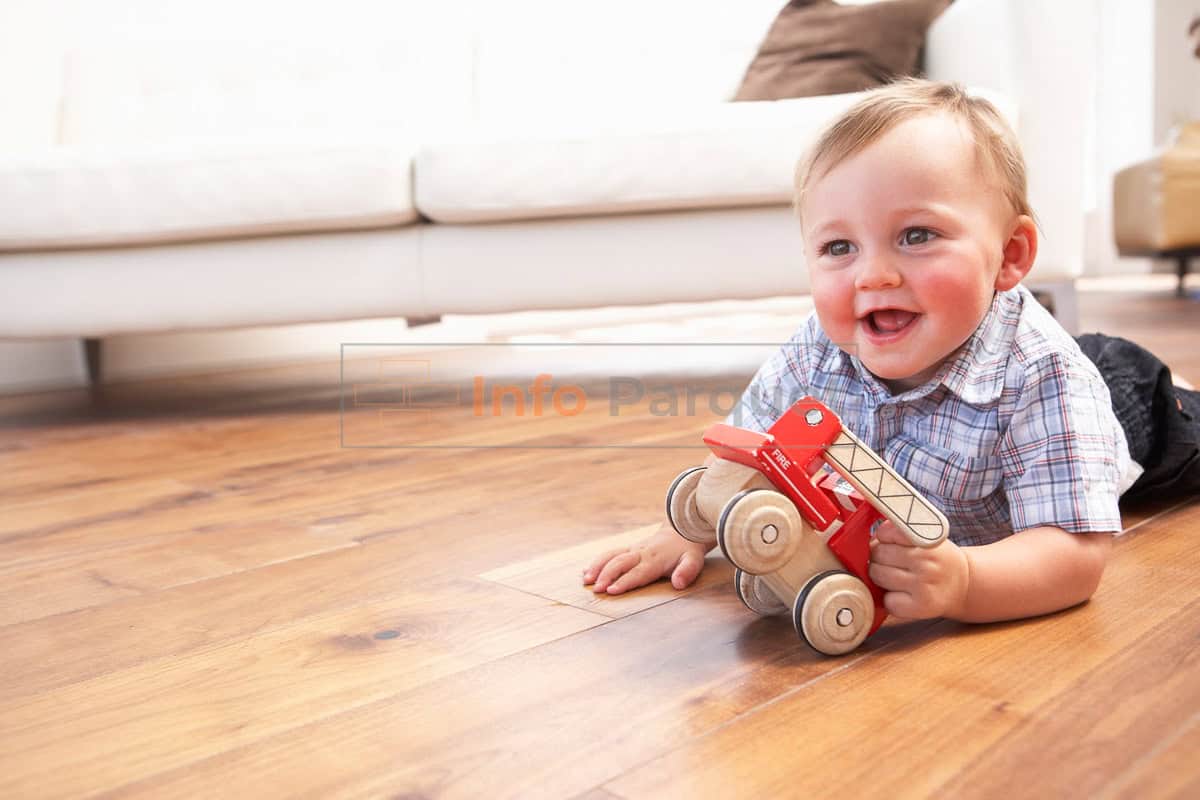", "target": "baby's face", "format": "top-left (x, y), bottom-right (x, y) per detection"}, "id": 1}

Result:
top-left (800, 112), bottom-right (1016, 394)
